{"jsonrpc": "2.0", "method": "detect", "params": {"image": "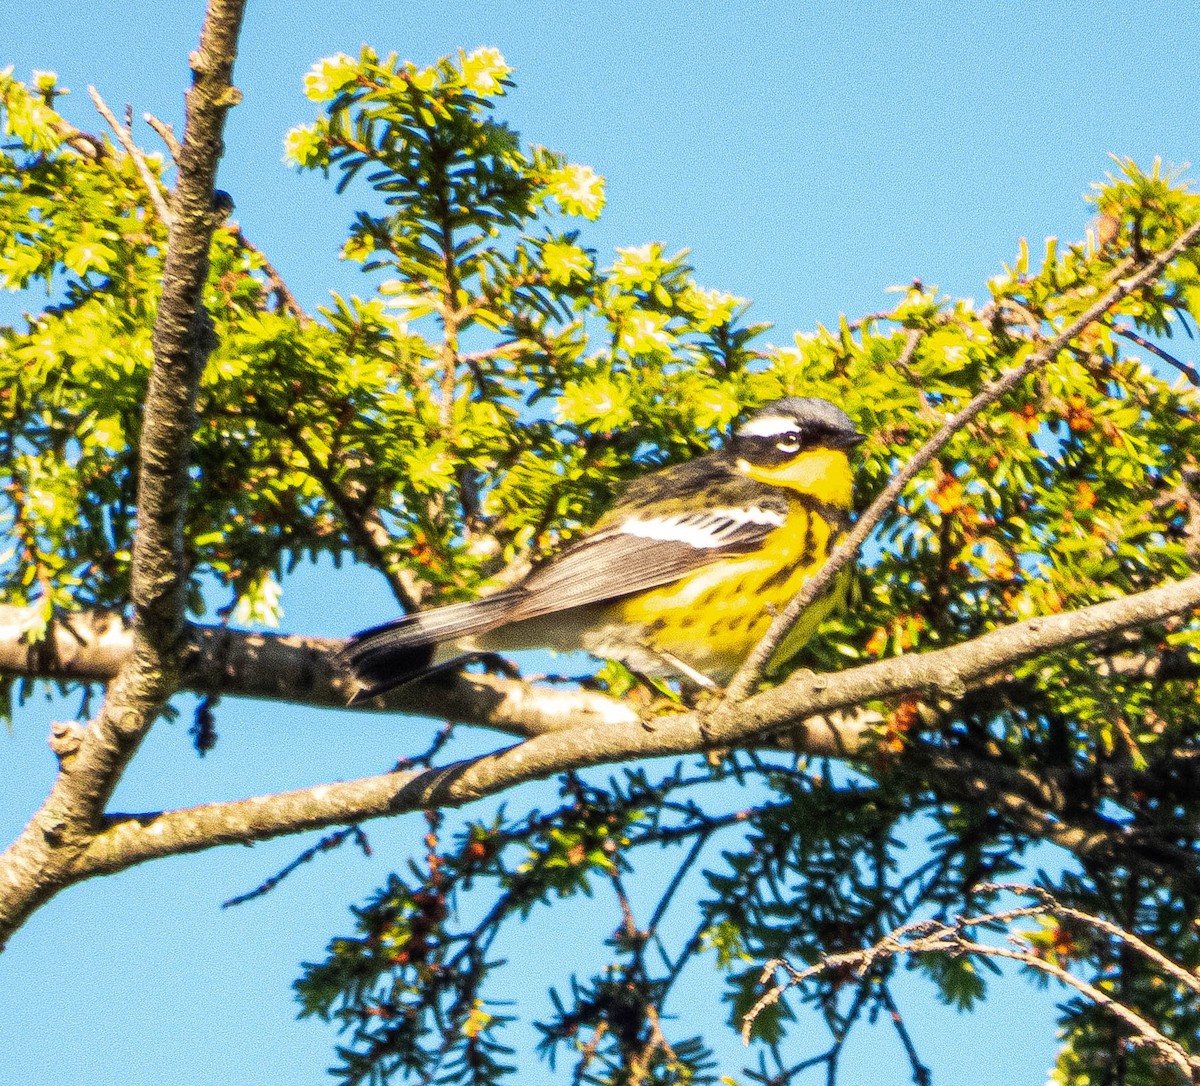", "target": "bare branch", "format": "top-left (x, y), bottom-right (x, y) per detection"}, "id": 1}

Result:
top-left (895, 326), bottom-right (924, 370)
top-left (0, 604), bottom-right (642, 736)
top-left (724, 216), bottom-right (1200, 700)
top-left (221, 824), bottom-right (370, 908)
top-left (1114, 322), bottom-right (1200, 386)
top-left (87, 85), bottom-right (174, 226)
top-left (984, 884), bottom-right (1200, 999)
top-left (7, 564), bottom-right (1200, 897)
top-left (877, 984), bottom-right (932, 1086)
top-left (745, 889), bottom-right (1200, 1082)
top-left (143, 111), bottom-right (182, 162)
top-left (278, 421), bottom-right (424, 611)
top-left (230, 225), bottom-right (312, 325)
top-left (39, 89), bottom-right (307, 337)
